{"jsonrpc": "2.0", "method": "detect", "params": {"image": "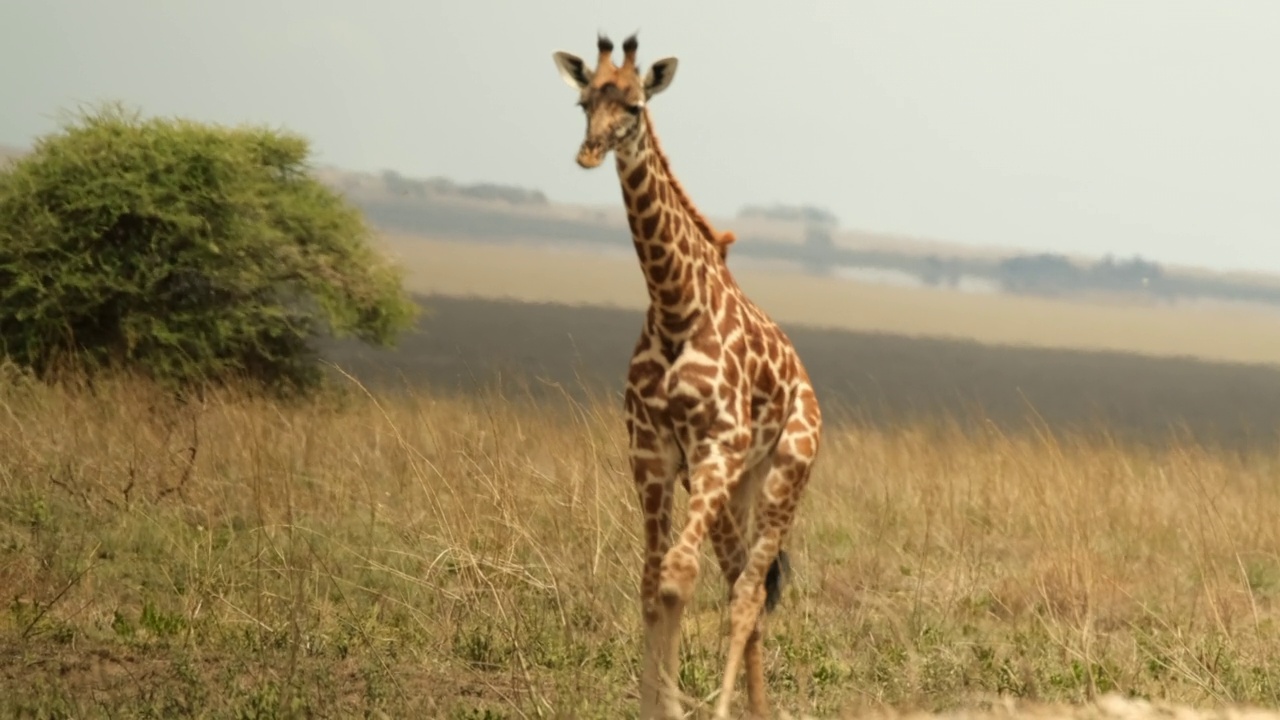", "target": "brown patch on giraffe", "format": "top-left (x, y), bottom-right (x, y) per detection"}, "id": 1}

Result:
top-left (640, 212), bottom-right (659, 238)
top-left (630, 355), bottom-right (665, 377)
top-left (645, 517), bottom-right (661, 541)
top-left (633, 190), bottom-right (653, 215)
top-left (678, 361), bottom-right (719, 382)
top-left (630, 422), bottom-right (662, 448)
top-left (649, 260), bottom-right (669, 284)
top-left (664, 396), bottom-right (696, 424)
top-left (657, 284), bottom-right (683, 304)
top-left (727, 333), bottom-right (747, 358)
top-left (650, 181), bottom-right (665, 205)
top-left (689, 332), bottom-right (722, 360)
top-left (627, 164), bottom-right (647, 190)
top-left (660, 311), bottom-right (697, 336)
top-left (723, 291), bottom-right (740, 318)
top-left (642, 483), bottom-right (665, 515)
top-left (656, 335), bottom-right (682, 364)
top-left (758, 371), bottom-right (776, 397)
